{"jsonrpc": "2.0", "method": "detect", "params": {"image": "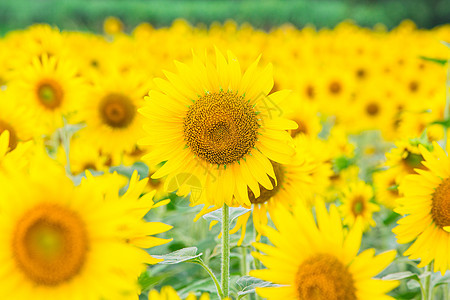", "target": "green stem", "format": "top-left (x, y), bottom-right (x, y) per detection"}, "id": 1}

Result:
top-left (192, 258), bottom-right (223, 299)
top-left (422, 263), bottom-right (433, 300)
top-left (221, 204), bottom-right (230, 299)
top-left (240, 246), bottom-right (248, 276)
